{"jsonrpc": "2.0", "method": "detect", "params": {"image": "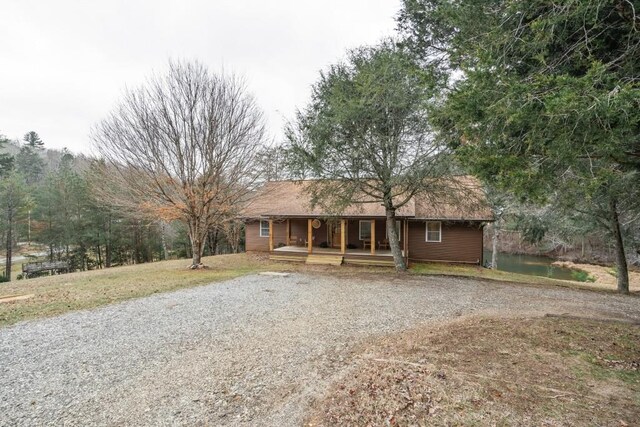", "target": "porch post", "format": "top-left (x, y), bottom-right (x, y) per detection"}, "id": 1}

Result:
top-left (307, 219), bottom-right (313, 254)
top-left (340, 219), bottom-right (346, 254)
top-left (286, 219), bottom-right (290, 246)
top-left (268, 219), bottom-right (274, 252)
top-left (371, 219), bottom-right (376, 255)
